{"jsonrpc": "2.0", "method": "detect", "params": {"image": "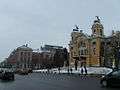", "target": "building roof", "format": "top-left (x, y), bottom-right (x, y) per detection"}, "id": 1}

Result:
top-left (17, 45), bottom-right (33, 51)
top-left (41, 45), bottom-right (63, 51)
